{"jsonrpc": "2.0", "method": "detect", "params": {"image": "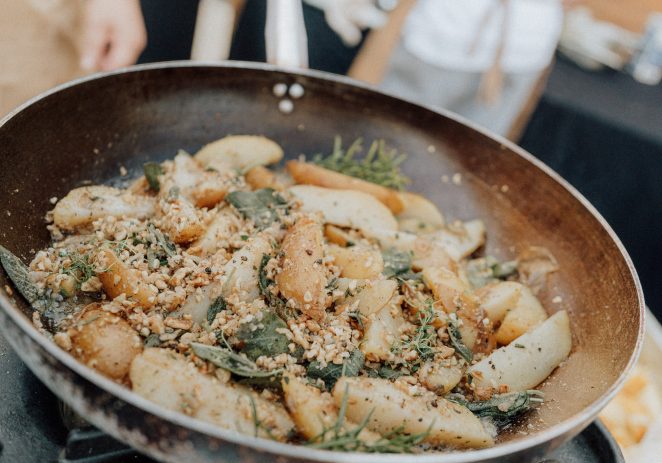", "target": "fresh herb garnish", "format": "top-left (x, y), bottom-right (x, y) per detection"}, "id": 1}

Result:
top-left (191, 342), bottom-right (282, 378)
top-left (207, 296), bottom-right (227, 325)
top-left (61, 252), bottom-right (95, 289)
top-left (226, 189), bottom-right (288, 230)
top-left (146, 223), bottom-right (176, 268)
top-left (447, 390), bottom-right (544, 425)
top-left (382, 248), bottom-right (412, 278)
top-left (143, 162), bottom-right (163, 191)
top-left (312, 137), bottom-right (410, 190)
top-left (306, 349), bottom-right (364, 390)
top-left (447, 316), bottom-right (473, 363)
top-left (236, 310), bottom-right (291, 361)
top-left (400, 303), bottom-right (437, 362)
top-left (466, 256), bottom-right (518, 289)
